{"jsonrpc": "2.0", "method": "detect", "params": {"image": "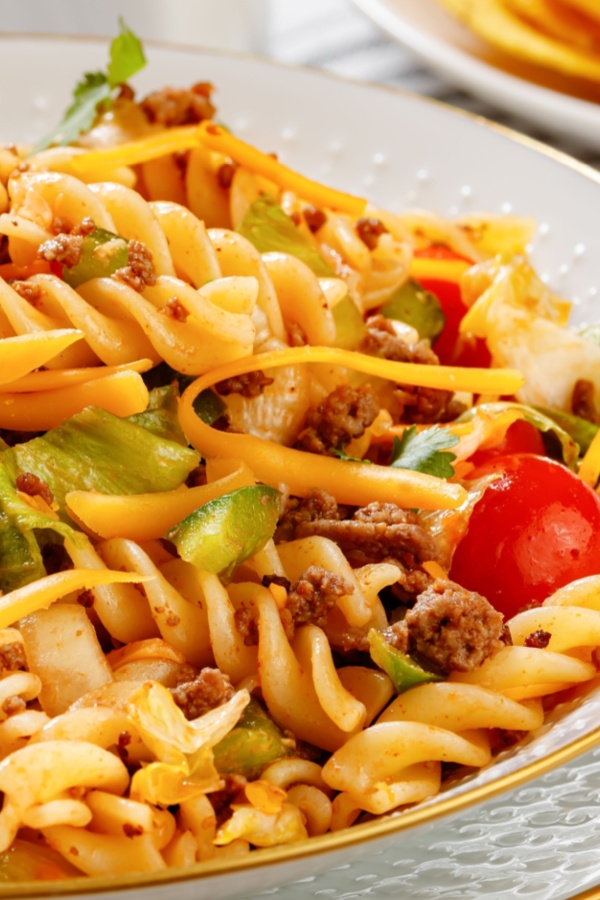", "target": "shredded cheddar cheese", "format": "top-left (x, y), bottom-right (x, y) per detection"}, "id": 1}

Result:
top-left (0, 330), bottom-right (84, 386)
top-left (409, 258), bottom-right (471, 283)
top-left (179, 346), bottom-right (522, 511)
top-left (70, 125), bottom-right (200, 174)
top-left (2, 359), bottom-right (153, 393)
top-left (196, 121), bottom-right (368, 216)
top-left (0, 569), bottom-right (150, 630)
